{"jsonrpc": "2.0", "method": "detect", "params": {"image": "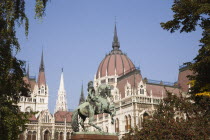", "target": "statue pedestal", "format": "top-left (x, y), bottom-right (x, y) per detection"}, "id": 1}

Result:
top-left (71, 132), bottom-right (118, 140)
